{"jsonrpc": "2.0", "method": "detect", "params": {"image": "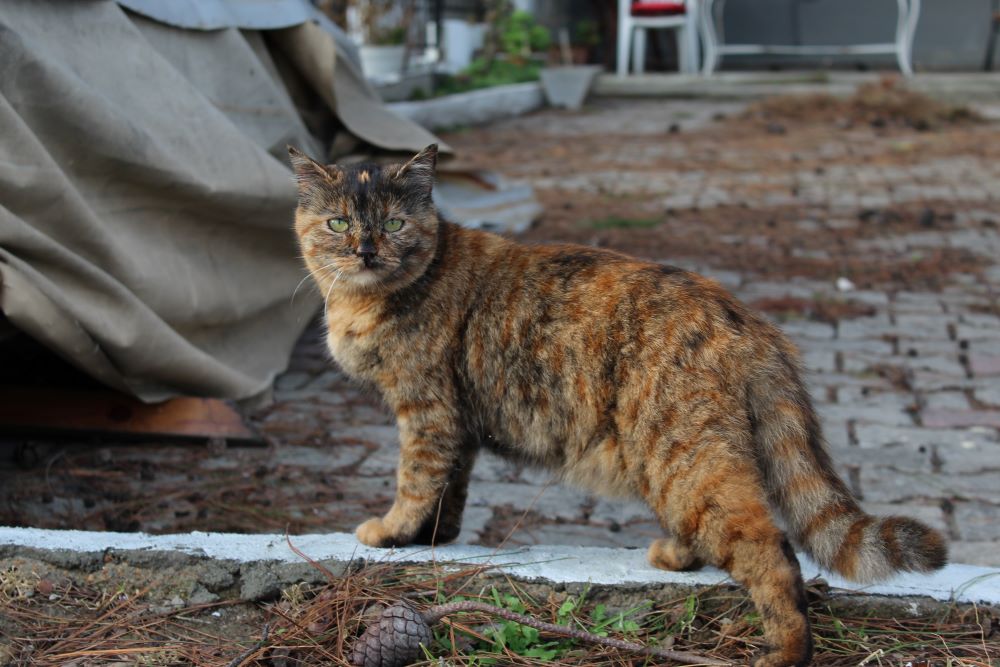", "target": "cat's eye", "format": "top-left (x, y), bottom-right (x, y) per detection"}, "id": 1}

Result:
top-left (327, 218), bottom-right (349, 233)
top-left (383, 218), bottom-right (404, 233)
